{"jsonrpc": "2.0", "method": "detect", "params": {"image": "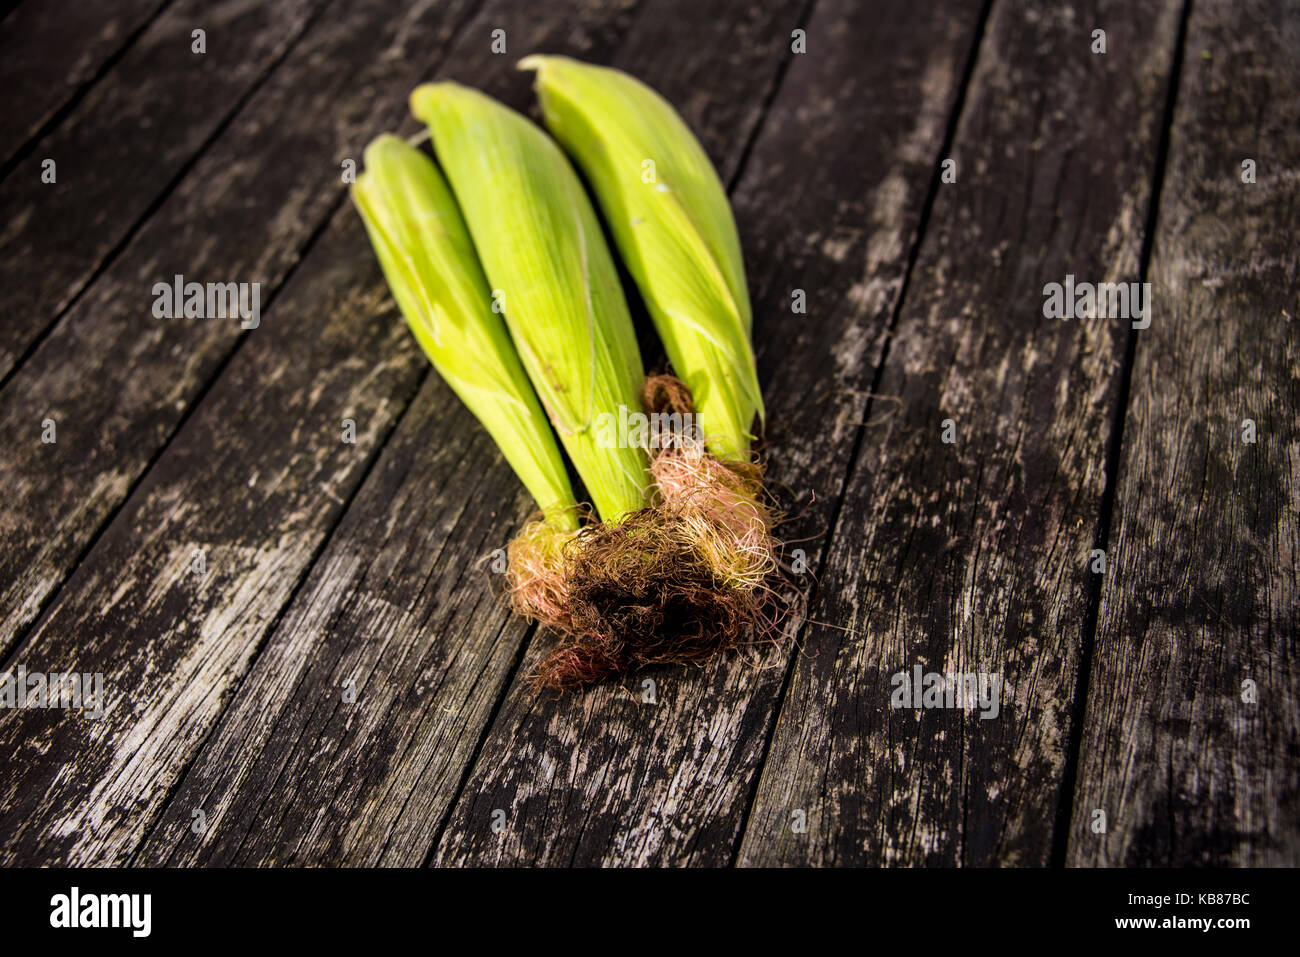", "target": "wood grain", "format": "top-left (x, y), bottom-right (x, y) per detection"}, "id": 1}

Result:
top-left (1068, 0), bottom-right (1299, 867)
top-left (0, 0), bottom-right (1290, 869)
top-left (0, 0), bottom-right (479, 663)
top-left (737, 0), bottom-right (1184, 866)
top-left (0, 0), bottom-right (492, 865)
top-left (136, 0), bottom-right (815, 868)
top-left (0, 0), bottom-right (170, 169)
top-left (432, 0), bottom-right (988, 867)
top-left (0, 203), bottom-right (428, 865)
top-left (130, 0), bottom-right (649, 868)
top-left (0, 0), bottom-right (330, 381)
